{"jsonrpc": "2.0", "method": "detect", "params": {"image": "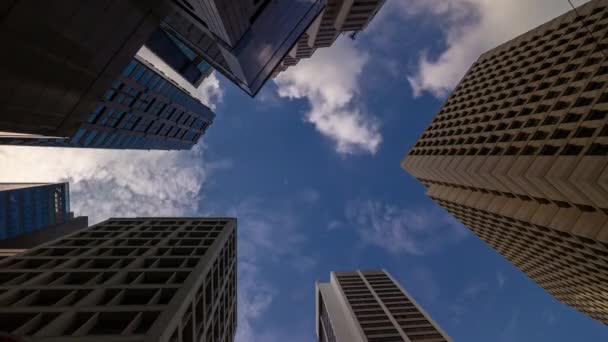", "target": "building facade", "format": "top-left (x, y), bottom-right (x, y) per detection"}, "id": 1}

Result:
top-left (316, 270), bottom-right (451, 342)
top-left (161, 0), bottom-right (326, 96)
top-left (0, 56), bottom-right (215, 150)
top-left (0, 217), bottom-right (237, 342)
top-left (0, 1), bottom-right (220, 150)
top-left (273, 0), bottom-right (386, 78)
top-left (402, 0), bottom-right (608, 324)
top-left (0, 183), bottom-right (72, 240)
